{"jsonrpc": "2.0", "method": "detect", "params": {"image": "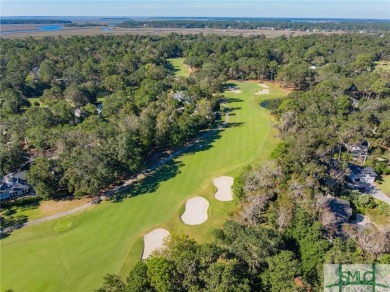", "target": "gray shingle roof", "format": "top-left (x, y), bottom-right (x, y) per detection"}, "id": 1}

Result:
top-left (348, 163), bottom-right (377, 178)
top-left (0, 172), bottom-right (32, 195)
top-left (328, 197), bottom-right (352, 223)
